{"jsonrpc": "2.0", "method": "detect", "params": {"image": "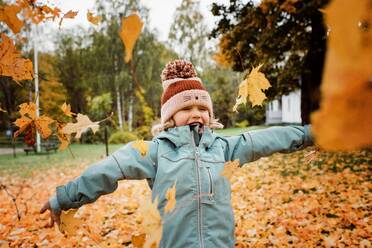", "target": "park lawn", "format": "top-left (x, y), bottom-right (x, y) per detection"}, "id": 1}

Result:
top-left (0, 144), bottom-right (122, 176)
